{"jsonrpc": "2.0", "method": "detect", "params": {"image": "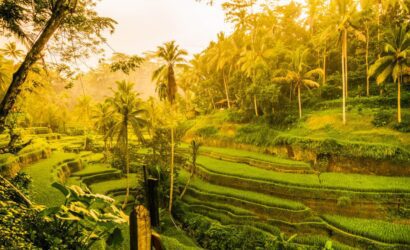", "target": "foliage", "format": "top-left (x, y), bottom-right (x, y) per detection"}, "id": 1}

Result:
top-left (372, 110), bottom-right (393, 127)
top-left (173, 208), bottom-right (278, 250)
top-left (392, 114), bottom-right (410, 132)
top-left (196, 126), bottom-right (219, 137)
